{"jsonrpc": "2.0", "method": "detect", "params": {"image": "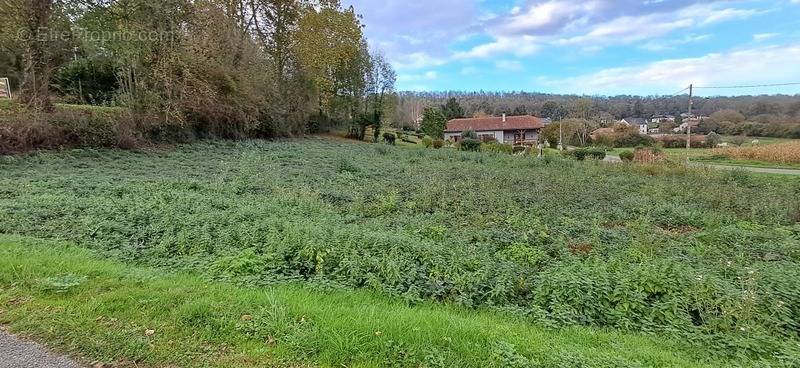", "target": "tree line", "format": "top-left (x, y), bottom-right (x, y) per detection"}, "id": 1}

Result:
top-left (393, 92), bottom-right (800, 139)
top-left (0, 0), bottom-right (395, 140)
